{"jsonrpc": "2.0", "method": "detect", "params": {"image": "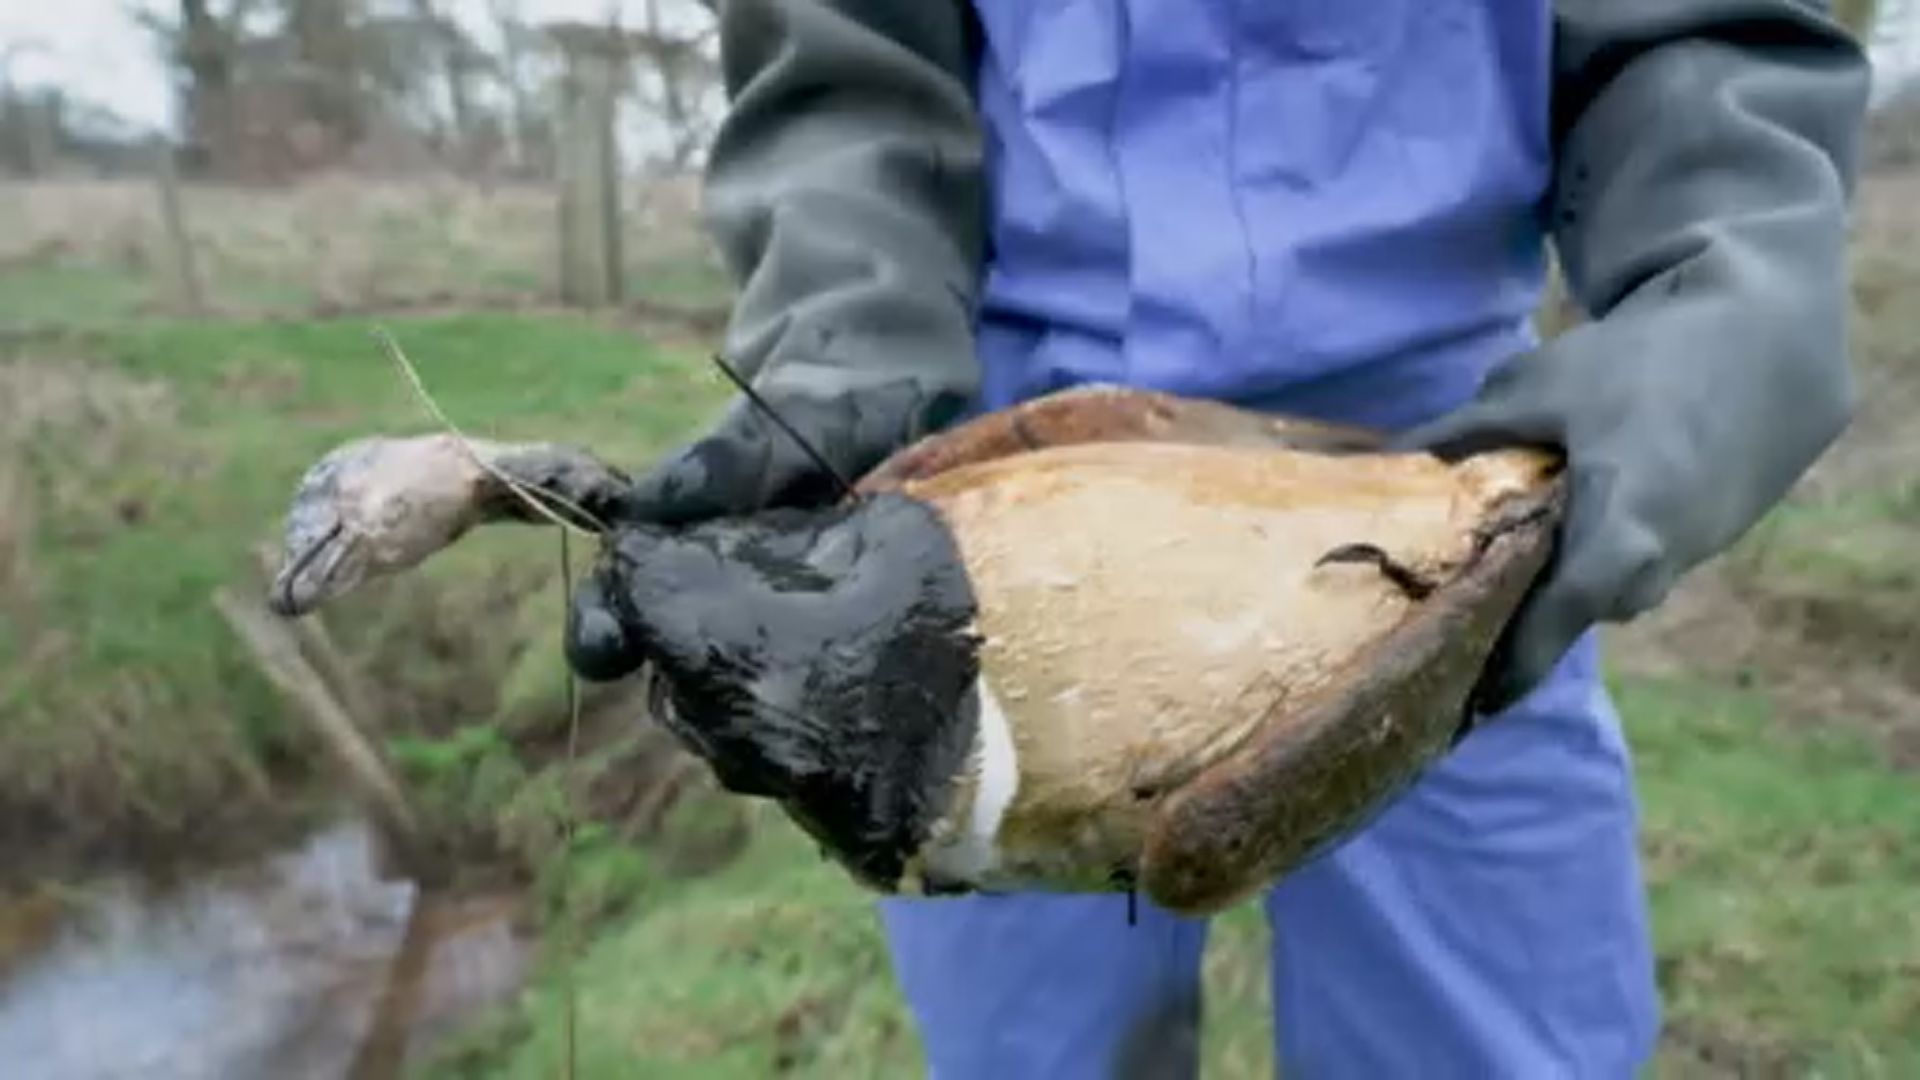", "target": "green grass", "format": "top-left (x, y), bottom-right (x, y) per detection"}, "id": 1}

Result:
top-left (404, 670), bottom-right (1920, 1078)
top-left (630, 257), bottom-right (733, 309)
top-left (6, 307), bottom-right (1914, 1075)
top-left (0, 263), bottom-right (160, 328)
top-left (1738, 487), bottom-right (1920, 599)
top-left (1625, 676), bottom-right (1920, 1077)
top-left (4, 310), bottom-right (1914, 1074)
top-left (0, 252), bottom-right (731, 331)
top-left (416, 809), bottom-right (1273, 1079)
top-left (0, 303), bottom-right (1881, 1068)
top-left (0, 311), bottom-right (731, 873)
top-left (421, 810), bottom-right (920, 1079)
